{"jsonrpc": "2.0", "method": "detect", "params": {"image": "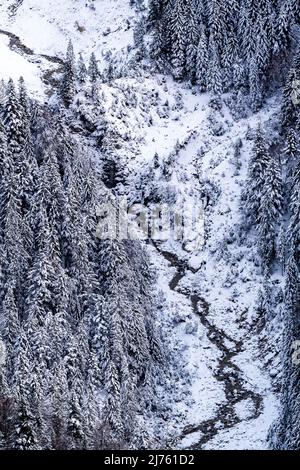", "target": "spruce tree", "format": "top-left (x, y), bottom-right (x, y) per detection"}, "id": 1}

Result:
top-left (77, 53), bottom-right (87, 83)
top-left (287, 160), bottom-right (300, 261)
top-left (222, 27), bottom-right (238, 92)
top-left (170, 0), bottom-right (187, 80)
top-left (207, 40), bottom-right (223, 96)
top-left (282, 68), bottom-right (300, 128)
top-left (61, 40), bottom-right (76, 107)
top-left (284, 128), bottom-right (298, 162)
top-left (196, 26), bottom-right (208, 92)
top-left (88, 52), bottom-right (99, 83)
top-left (257, 156), bottom-right (283, 272)
top-left (249, 58), bottom-right (262, 112)
top-left (185, 1), bottom-right (199, 82)
top-left (243, 127), bottom-right (271, 226)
